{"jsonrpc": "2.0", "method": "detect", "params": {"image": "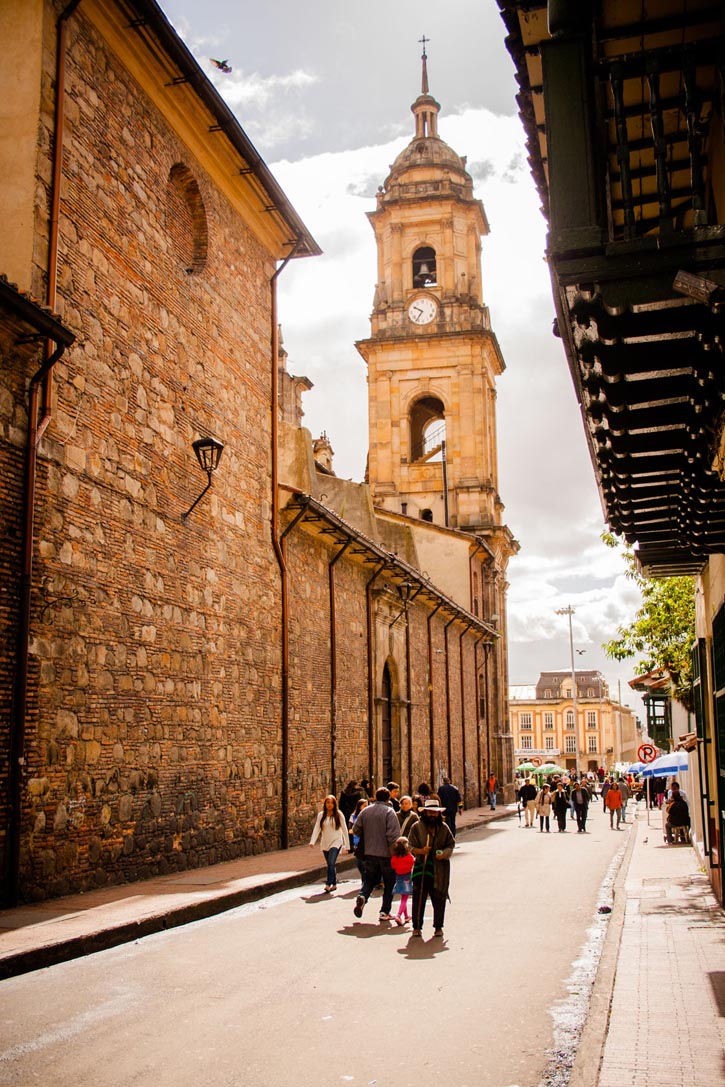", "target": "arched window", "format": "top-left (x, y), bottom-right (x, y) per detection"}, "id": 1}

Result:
top-left (410, 395), bottom-right (445, 462)
top-left (420, 508), bottom-right (433, 523)
top-left (412, 245), bottom-right (437, 287)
